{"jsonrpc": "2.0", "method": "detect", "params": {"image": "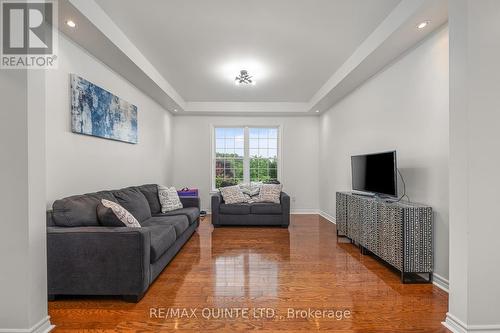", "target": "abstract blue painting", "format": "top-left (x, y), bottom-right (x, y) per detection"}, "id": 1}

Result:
top-left (71, 74), bottom-right (138, 144)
